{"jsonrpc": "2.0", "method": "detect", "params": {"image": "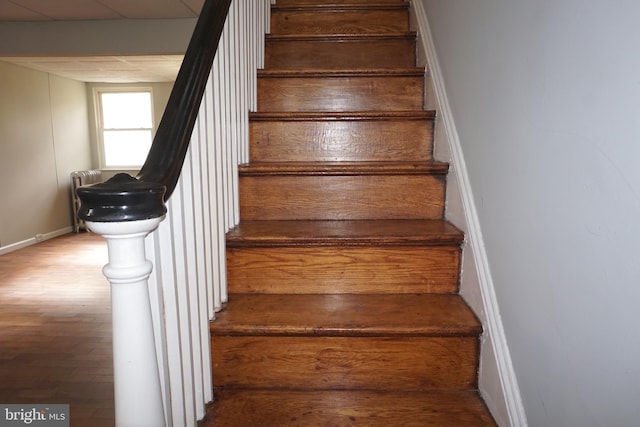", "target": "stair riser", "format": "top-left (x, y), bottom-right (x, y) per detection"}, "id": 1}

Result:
top-left (239, 175), bottom-right (445, 220)
top-left (257, 75), bottom-right (424, 112)
top-left (212, 336), bottom-right (478, 390)
top-left (276, 0), bottom-right (406, 4)
top-left (227, 246), bottom-right (461, 294)
top-left (266, 38), bottom-right (416, 69)
top-left (250, 118), bottom-right (433, 162)
top-left (271, 10), bottom-right (409, 35)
